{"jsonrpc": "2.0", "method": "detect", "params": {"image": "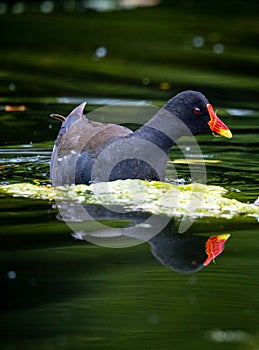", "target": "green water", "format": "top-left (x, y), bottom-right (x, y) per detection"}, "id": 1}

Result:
top-left (1, 2), bottom-right (259, 350)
